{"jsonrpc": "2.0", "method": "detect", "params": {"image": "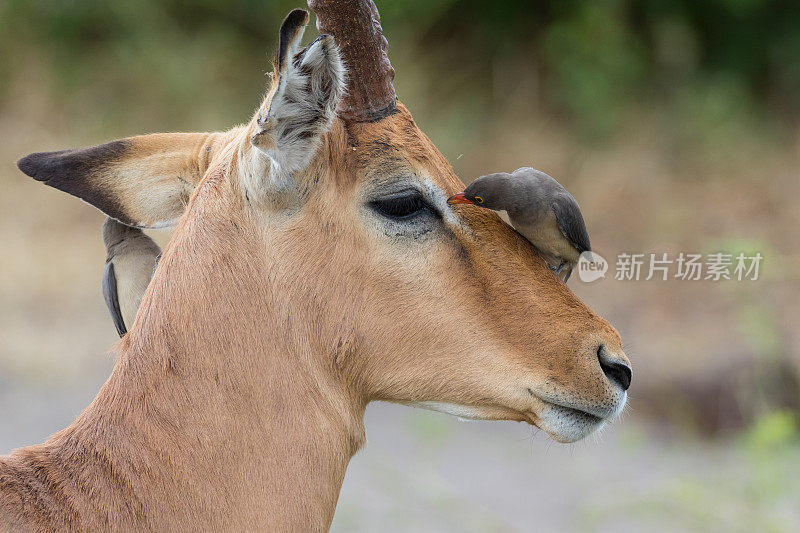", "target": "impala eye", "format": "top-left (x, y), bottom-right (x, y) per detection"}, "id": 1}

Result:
top-left (370, 193), bottom-right (432, 220)
top-left (474, 195), bottom-right (484, 204)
